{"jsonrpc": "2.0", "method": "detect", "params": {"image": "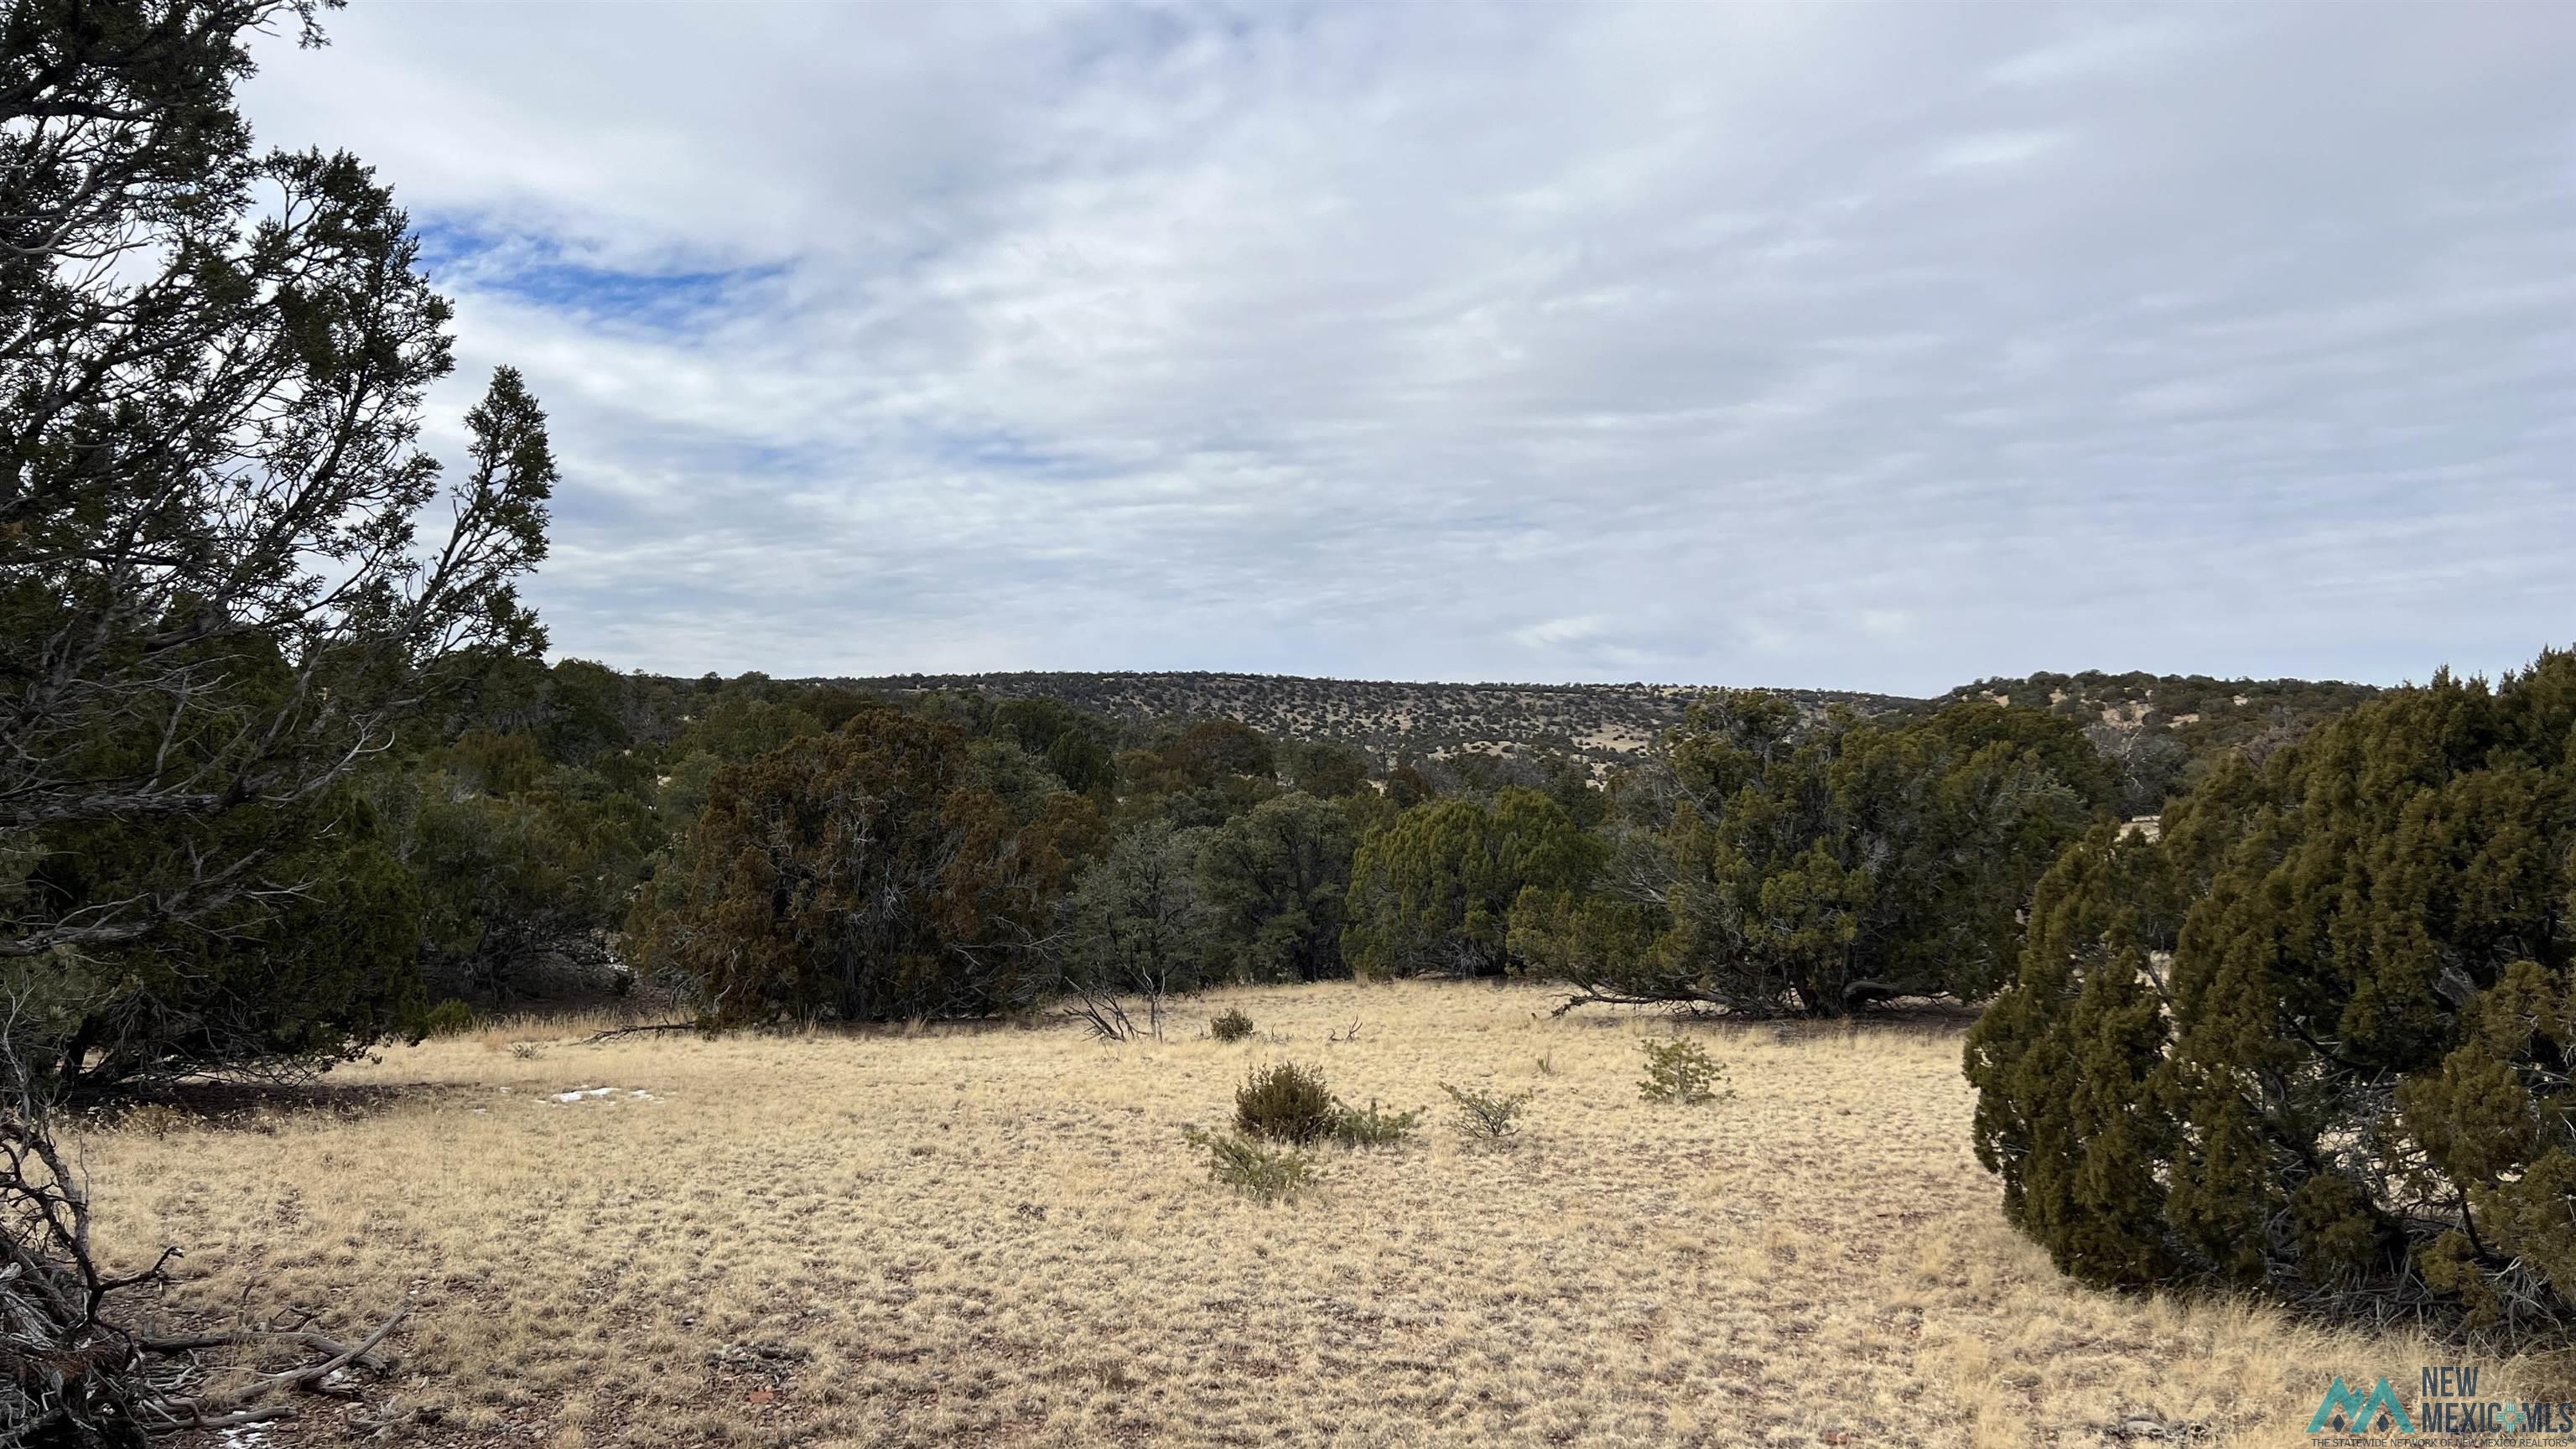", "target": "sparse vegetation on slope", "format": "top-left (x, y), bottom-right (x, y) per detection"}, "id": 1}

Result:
top-left (838, 670), bottom-right (1914, 770)
top-left (1933, 670), bottom-right (2381, 814)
